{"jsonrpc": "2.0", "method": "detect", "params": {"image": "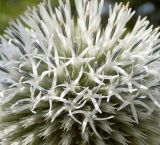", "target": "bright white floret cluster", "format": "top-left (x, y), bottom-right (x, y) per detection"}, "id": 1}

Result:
top-left (0, 0), bottom-right (160, 145)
